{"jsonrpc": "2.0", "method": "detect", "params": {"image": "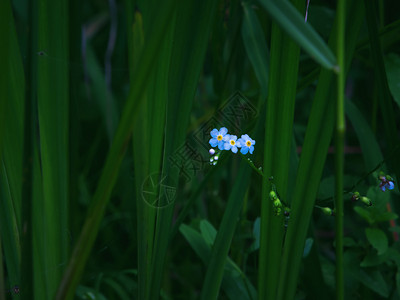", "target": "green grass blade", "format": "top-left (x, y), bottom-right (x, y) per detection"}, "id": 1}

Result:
top-left (0, 0), bottom-right (25, 290)
top-left (334, 0), bottom-right (346, 298)
top-left (241, 2), bottom-right (269, 99)
top-left (200, 162), bottom-right (252, 299)
top-left (128, 7), bottom-right (172, 299)
top-left (56, 2), bottom-right (178, 299)
top-left (85, 45), bottom-right (119, 143)
top-left (345, 100), bottom-right (383, 169)
top-left (258, 1), bottom-right (303, 299)
top-left (148, 1), bottom-right (217, 298)
top-left (276, 2), bottom-right (364, 299)
top-left (32, 144), bottom-right (48, 299)
top-left (258, 0), bottom-right (337, 70)
top-left (36, 0), bottom-right (70, 297)
top-left (181, 220), bottom-right (257, 299)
